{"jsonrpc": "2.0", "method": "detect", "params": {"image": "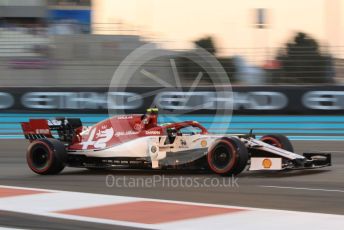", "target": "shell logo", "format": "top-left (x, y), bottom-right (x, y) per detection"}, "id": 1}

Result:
top-left (262, 158), bottom-right (272, 169)
top-left (201, 140), bottom-right (207, 148)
